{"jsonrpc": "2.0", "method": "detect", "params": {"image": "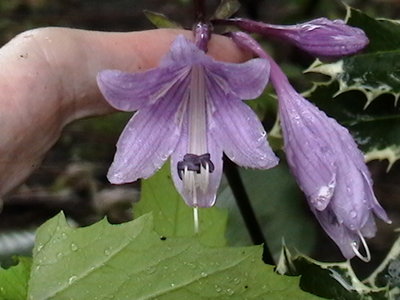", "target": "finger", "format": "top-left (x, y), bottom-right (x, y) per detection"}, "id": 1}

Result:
top-left (0, 28), bottom-right (250, 196)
